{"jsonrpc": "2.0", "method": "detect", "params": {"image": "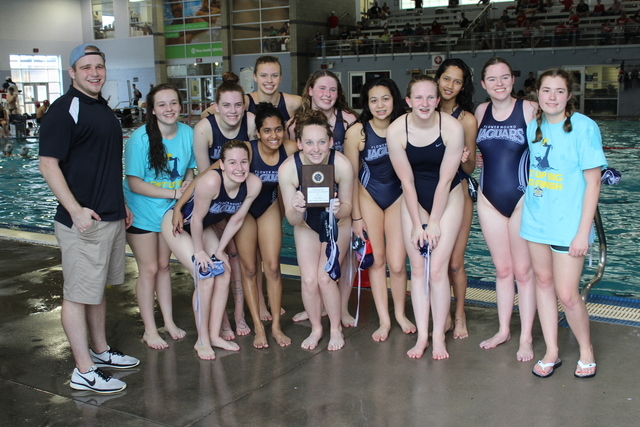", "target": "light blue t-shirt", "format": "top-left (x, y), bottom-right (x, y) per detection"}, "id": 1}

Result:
top-left (123, 122), bottom-right (196, 232)
top-left (520, 112), bottom-right (607, 246)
